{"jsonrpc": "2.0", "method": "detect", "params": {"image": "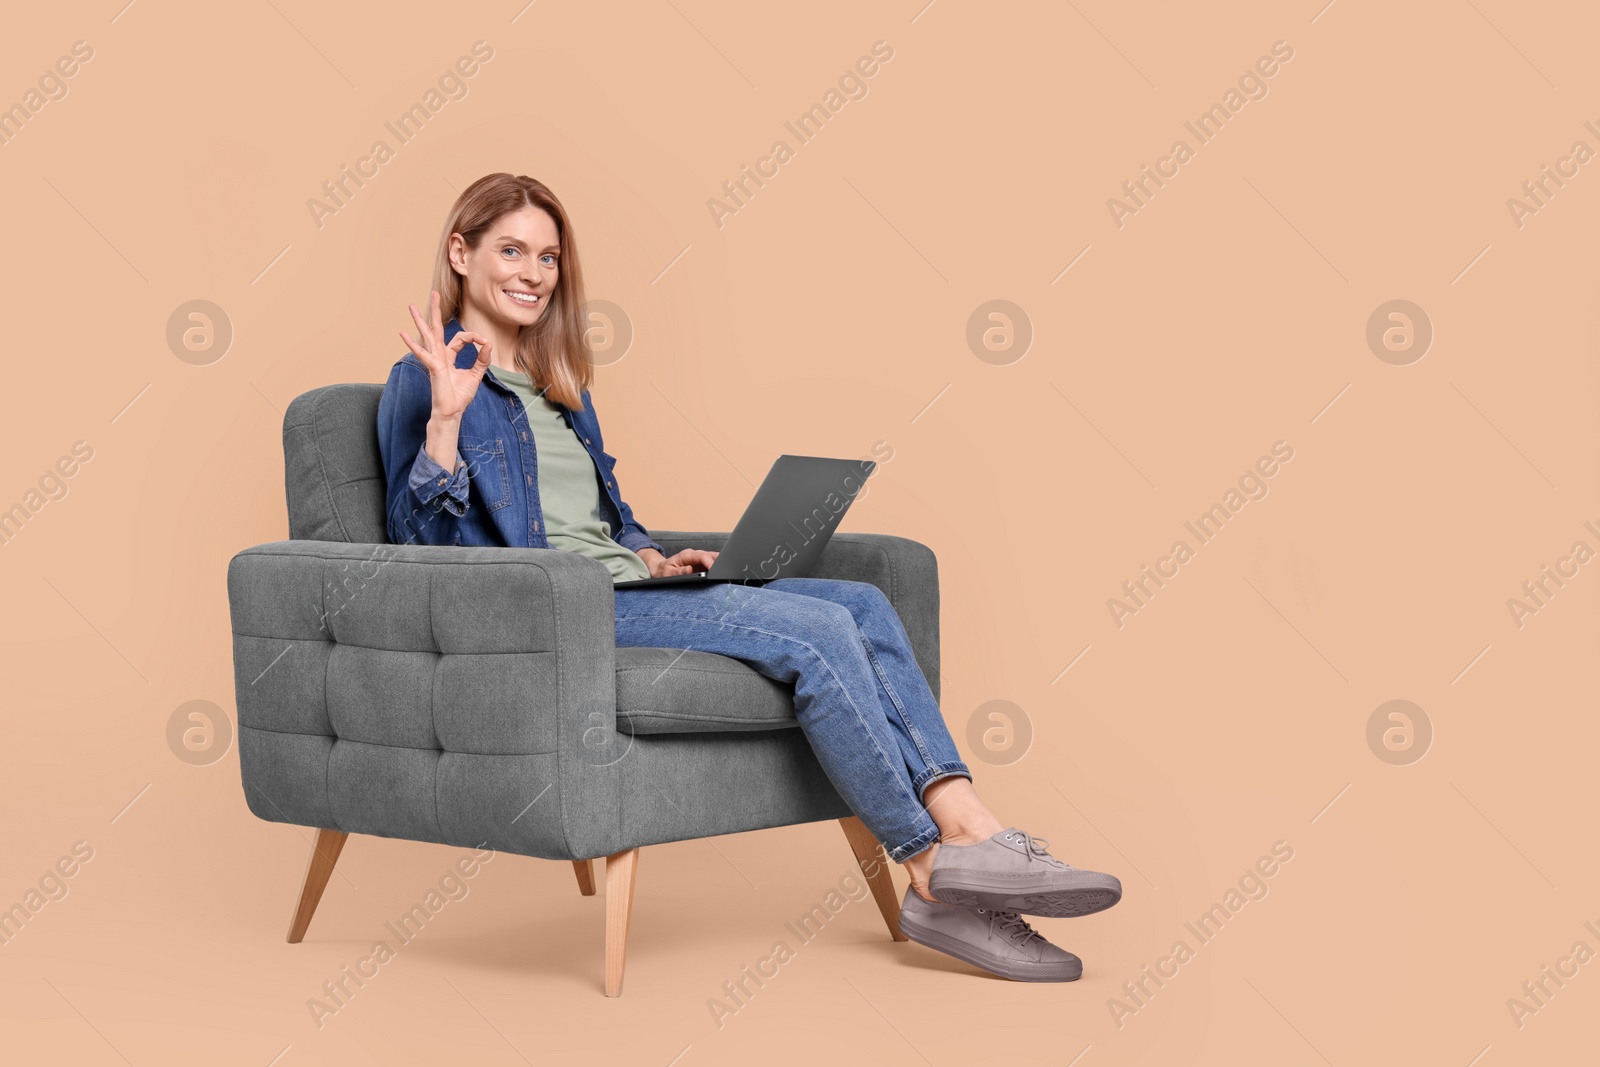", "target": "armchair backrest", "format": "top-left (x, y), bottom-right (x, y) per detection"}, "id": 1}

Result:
top-left (283, 384), bottom-right (388, 544)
